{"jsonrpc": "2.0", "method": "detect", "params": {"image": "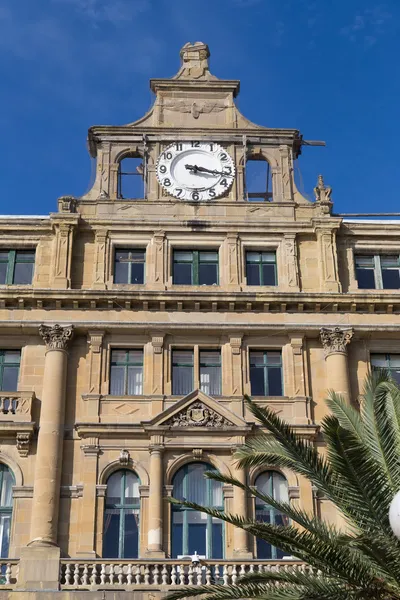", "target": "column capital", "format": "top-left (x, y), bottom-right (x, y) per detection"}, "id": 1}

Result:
top-left (39, 324), bottom-right (74, 351)
top-left (320, 326), bottom-right (353, 358)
